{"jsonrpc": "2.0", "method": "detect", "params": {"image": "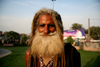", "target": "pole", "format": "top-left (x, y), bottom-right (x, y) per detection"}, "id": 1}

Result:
top-left (88, 18), bottom-right (90, 40)
top-left (52, 0), bottom-right (56, 10)
top-left (53, 1), bottom-right (54, 10)
top-left (88, 18), bottom-right (90, 46)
